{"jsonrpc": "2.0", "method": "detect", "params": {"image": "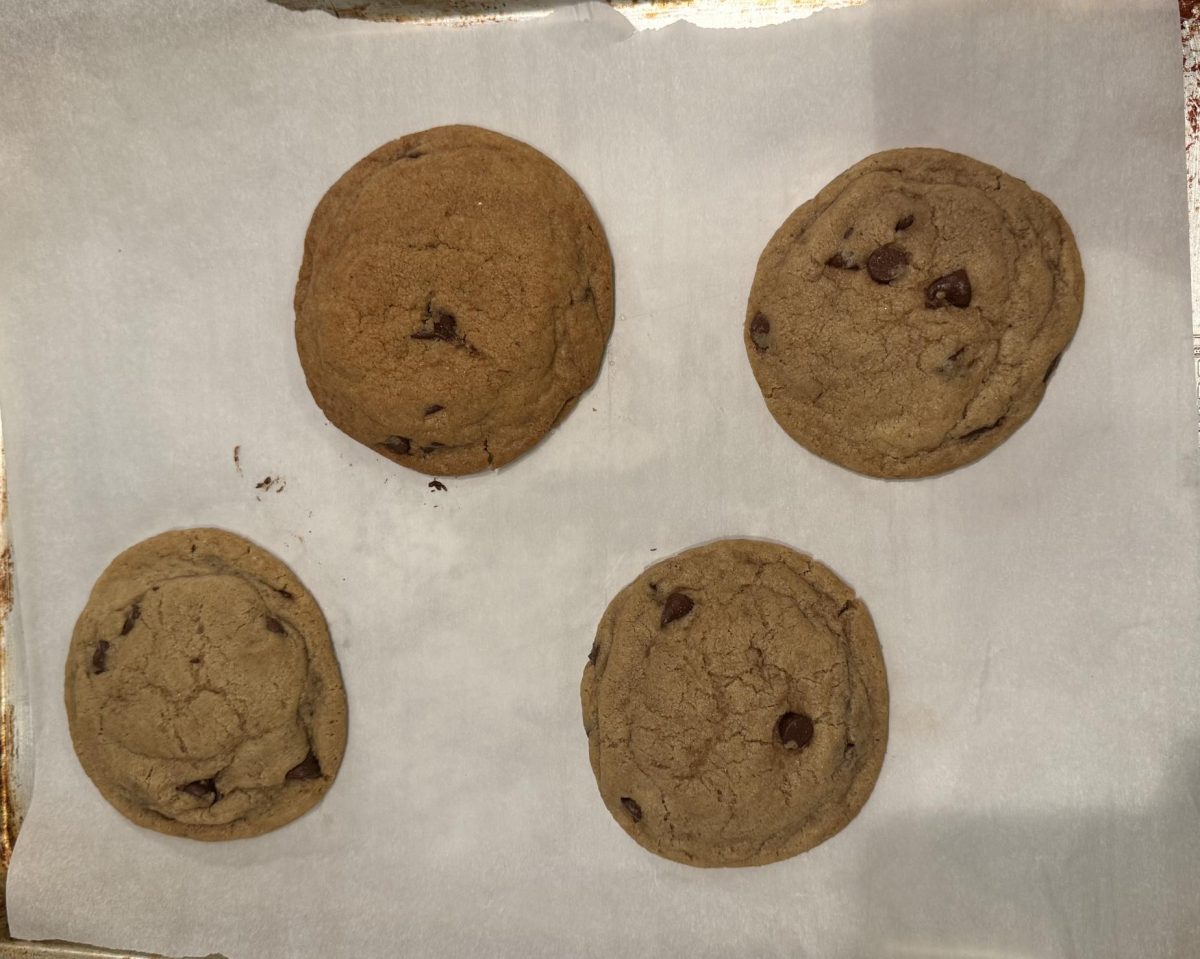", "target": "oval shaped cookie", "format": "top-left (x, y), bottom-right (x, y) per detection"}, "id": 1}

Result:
top-left (581, 539), bottom-right (887, 867)
top-left (745, 148), bottom-right (1084, 479)
top-left (295, 125), bottom-right (614, 476)
top-left (65, 528), bottom-right (347, 841)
